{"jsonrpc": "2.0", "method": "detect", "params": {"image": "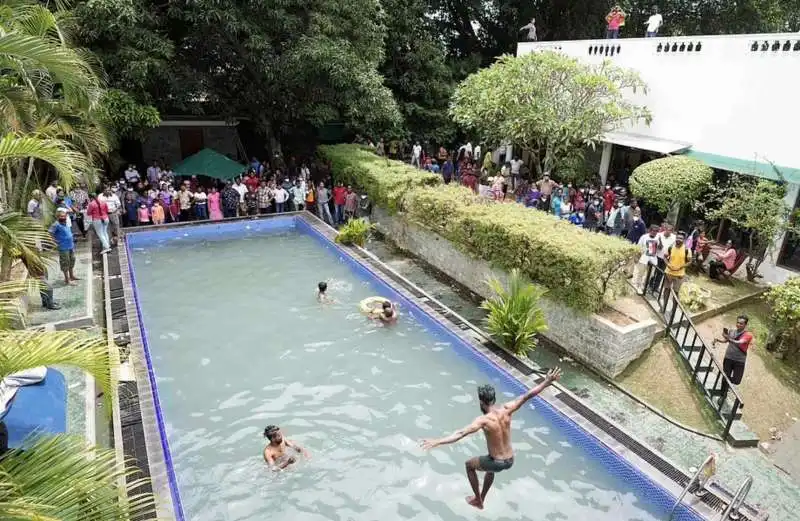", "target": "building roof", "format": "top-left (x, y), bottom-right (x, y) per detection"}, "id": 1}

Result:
top-left (683, 150), bottom-right (800, 184)
top-left (604, 131), bottom-right (691, 155)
